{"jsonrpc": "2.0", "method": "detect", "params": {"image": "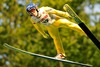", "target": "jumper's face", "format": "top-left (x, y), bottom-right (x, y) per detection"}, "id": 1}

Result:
top-left (29, 8), bottom-right (38, 16)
